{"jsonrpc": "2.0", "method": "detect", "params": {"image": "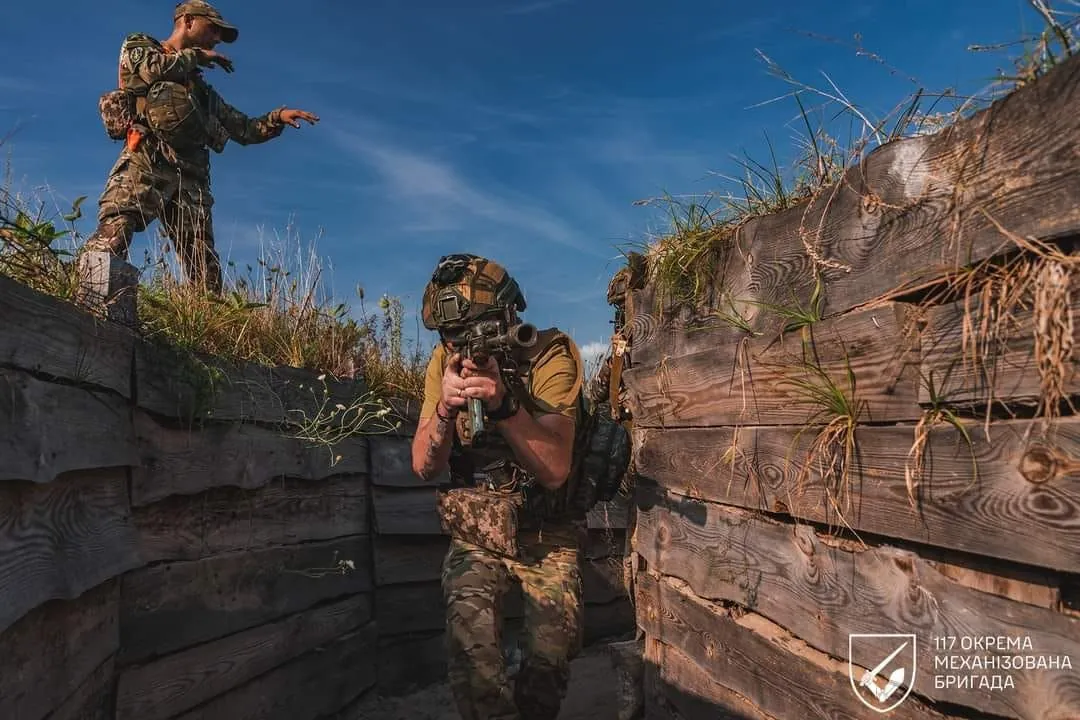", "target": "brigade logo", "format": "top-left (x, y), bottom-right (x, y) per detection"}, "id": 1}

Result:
top-left (848, 633), bottom-right (917, 713)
